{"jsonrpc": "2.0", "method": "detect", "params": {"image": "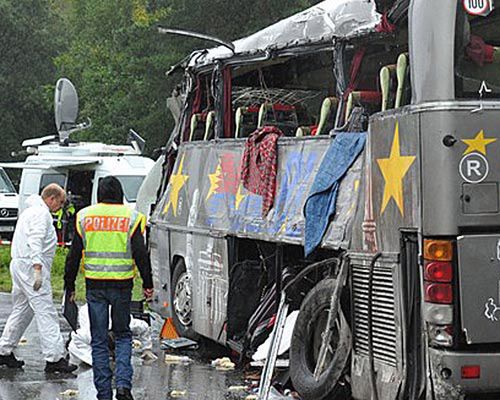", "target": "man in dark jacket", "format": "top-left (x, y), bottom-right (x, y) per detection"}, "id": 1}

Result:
top-left (64, 176), bottom-right (153, 400)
